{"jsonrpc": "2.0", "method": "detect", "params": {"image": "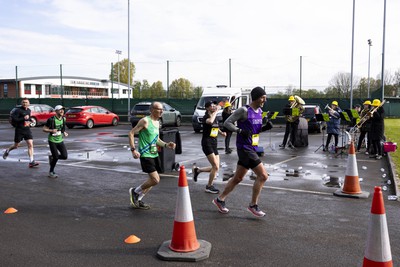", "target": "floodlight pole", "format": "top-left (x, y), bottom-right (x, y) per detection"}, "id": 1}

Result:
top-left (367, 39), bottom-right (372, 99)
top-left (127, 0), bottom-right (131, 121)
